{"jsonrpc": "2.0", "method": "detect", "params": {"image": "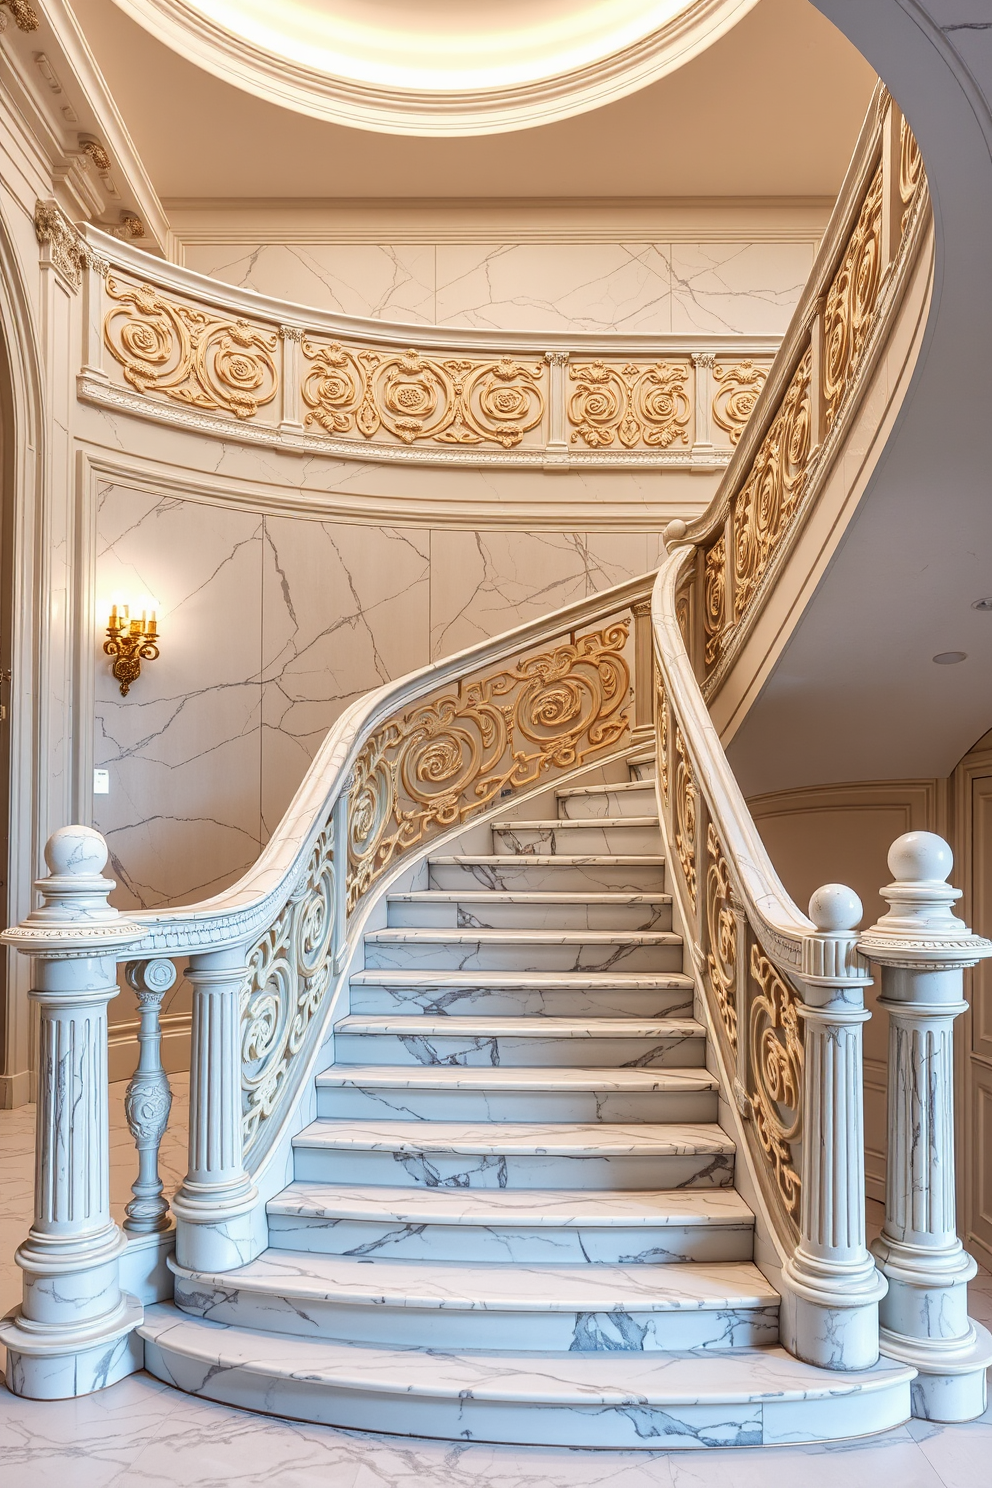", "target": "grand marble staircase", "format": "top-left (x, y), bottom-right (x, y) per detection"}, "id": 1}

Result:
top-left (138, 753), bottom-right (912, 1447)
